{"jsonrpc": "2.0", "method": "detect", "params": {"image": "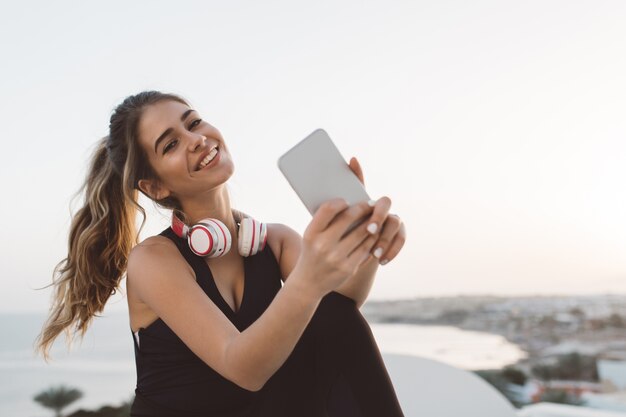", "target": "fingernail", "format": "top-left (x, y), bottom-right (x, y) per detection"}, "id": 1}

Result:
top-left (367, 222), bottom-right (378, 234)
top-left (368, 199), bottom-right (376, 207)
top-left (373, 247), bottom-right (383, 258)
top-left (380, 259), bottom-right (389, 265)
